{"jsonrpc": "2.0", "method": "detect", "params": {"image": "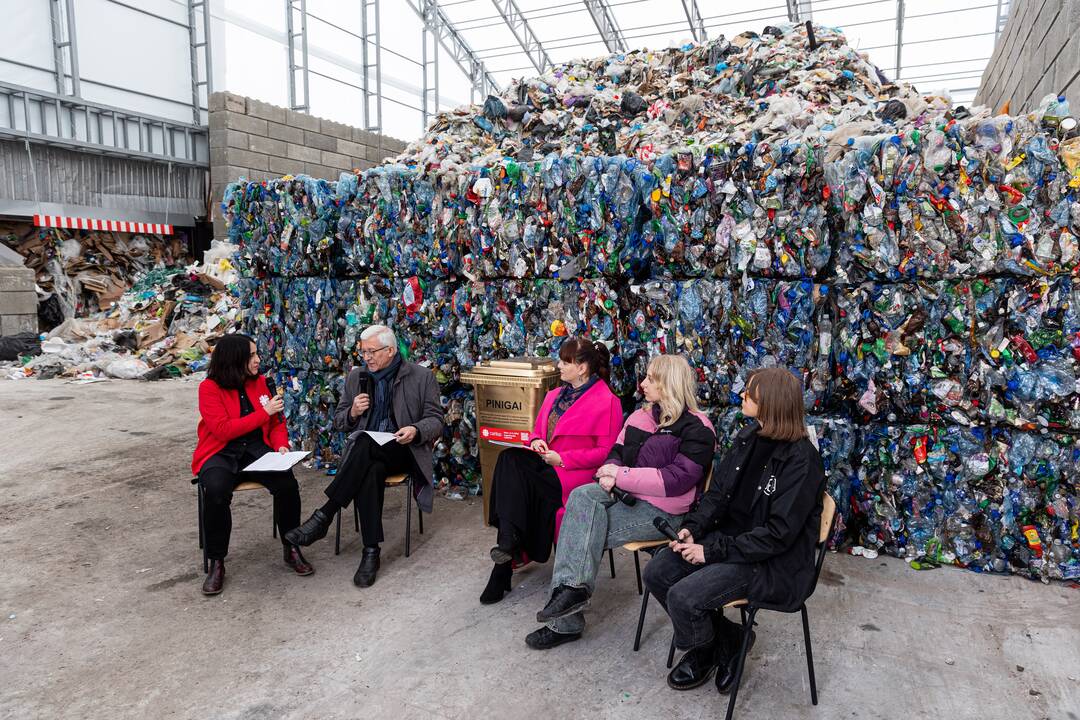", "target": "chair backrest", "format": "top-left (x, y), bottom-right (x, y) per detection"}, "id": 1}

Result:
top-left (809, 493), bottom-right (838, 597)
